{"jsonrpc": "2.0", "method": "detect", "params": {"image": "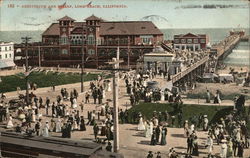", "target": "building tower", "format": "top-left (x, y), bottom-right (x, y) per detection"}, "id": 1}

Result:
top-left (58, 16), bottom-right (75, 57)
top-left (85, 15), bottom-right (102, 67)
